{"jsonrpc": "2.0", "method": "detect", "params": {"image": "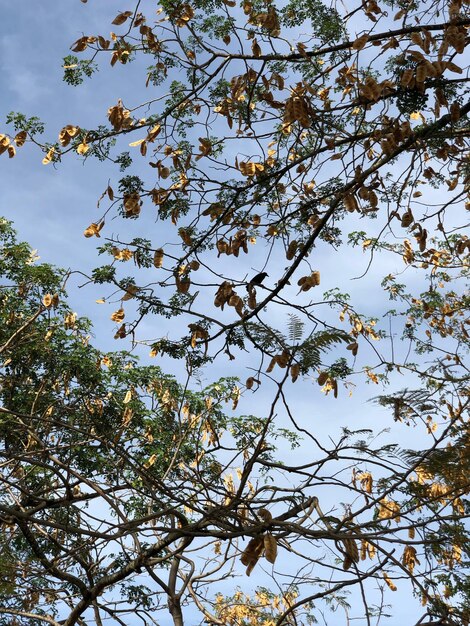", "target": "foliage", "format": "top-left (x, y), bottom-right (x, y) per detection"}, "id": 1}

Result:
top-left (1, 0), bottom-right (469, 624)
